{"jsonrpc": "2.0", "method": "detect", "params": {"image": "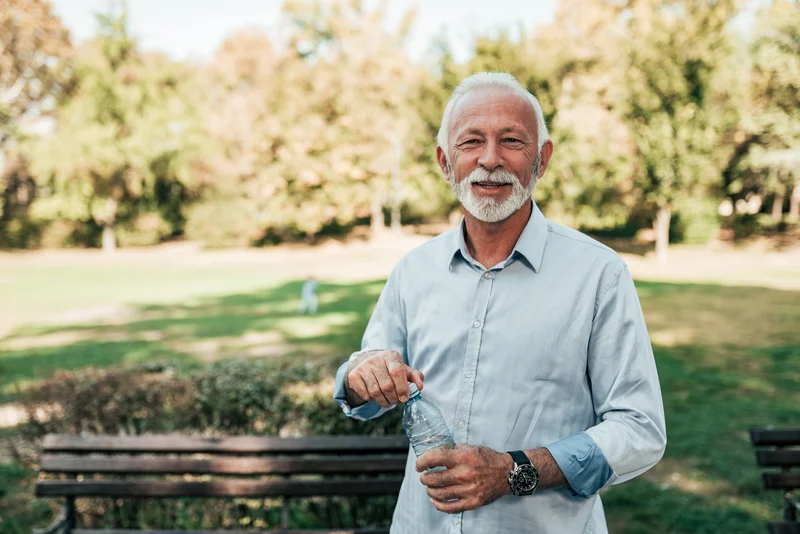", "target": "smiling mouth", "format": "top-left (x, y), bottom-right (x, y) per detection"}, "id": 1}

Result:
top-left (473, 182), bottom-right (511, 189)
